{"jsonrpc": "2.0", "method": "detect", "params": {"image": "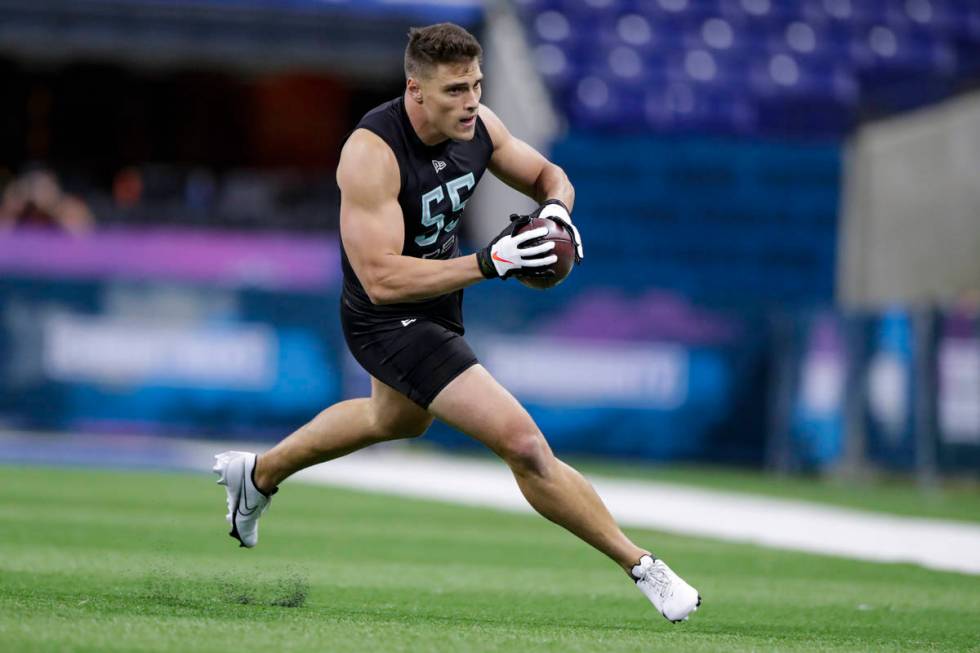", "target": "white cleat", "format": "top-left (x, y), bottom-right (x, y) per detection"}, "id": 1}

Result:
top-left (630, 555), bottom-right (701, 623)
top-left (212, 450), bottom-right (274, 548)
